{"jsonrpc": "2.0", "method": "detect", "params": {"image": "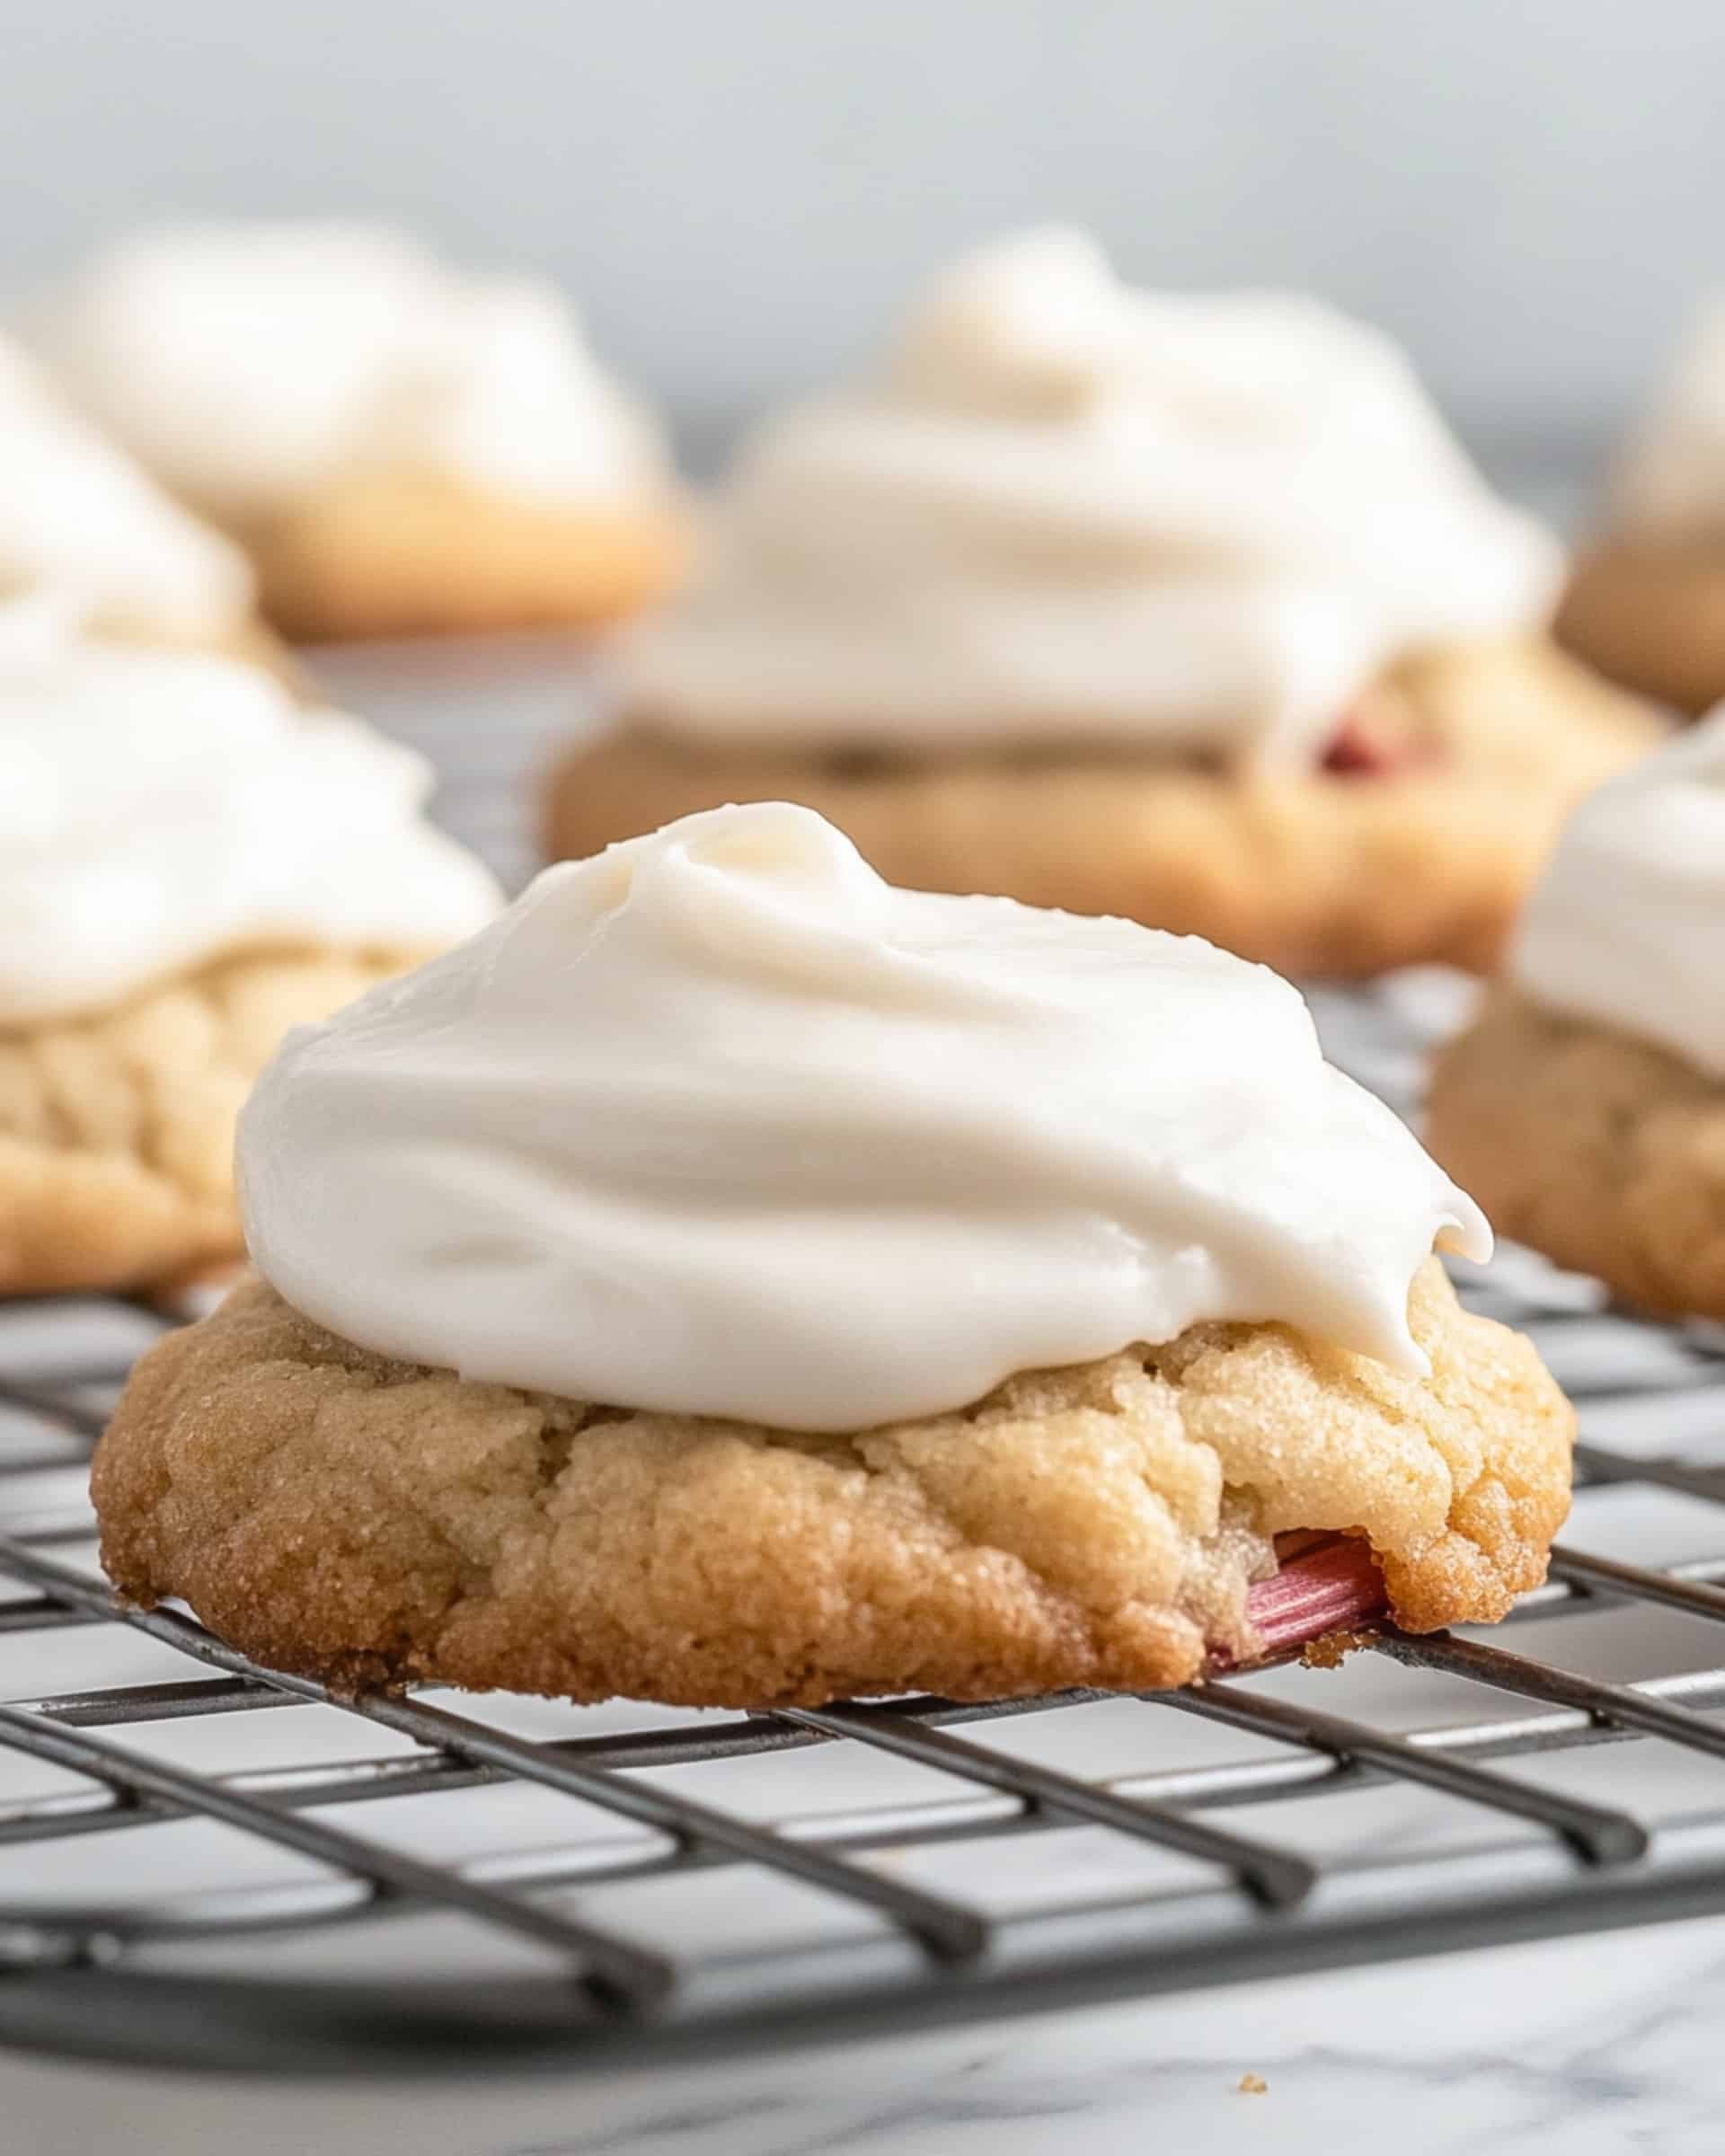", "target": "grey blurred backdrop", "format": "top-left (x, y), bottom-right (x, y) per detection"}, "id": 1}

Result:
top-left (4, 0), bottom-right (1721, 482)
